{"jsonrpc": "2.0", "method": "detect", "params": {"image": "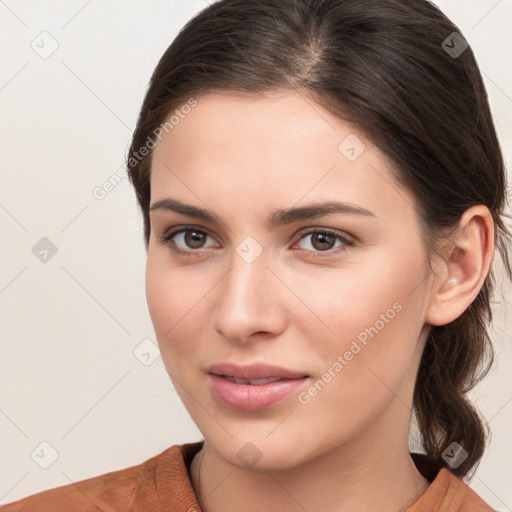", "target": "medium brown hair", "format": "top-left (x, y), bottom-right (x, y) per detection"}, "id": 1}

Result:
top-left (126, 0), bottom-right (511, 479)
